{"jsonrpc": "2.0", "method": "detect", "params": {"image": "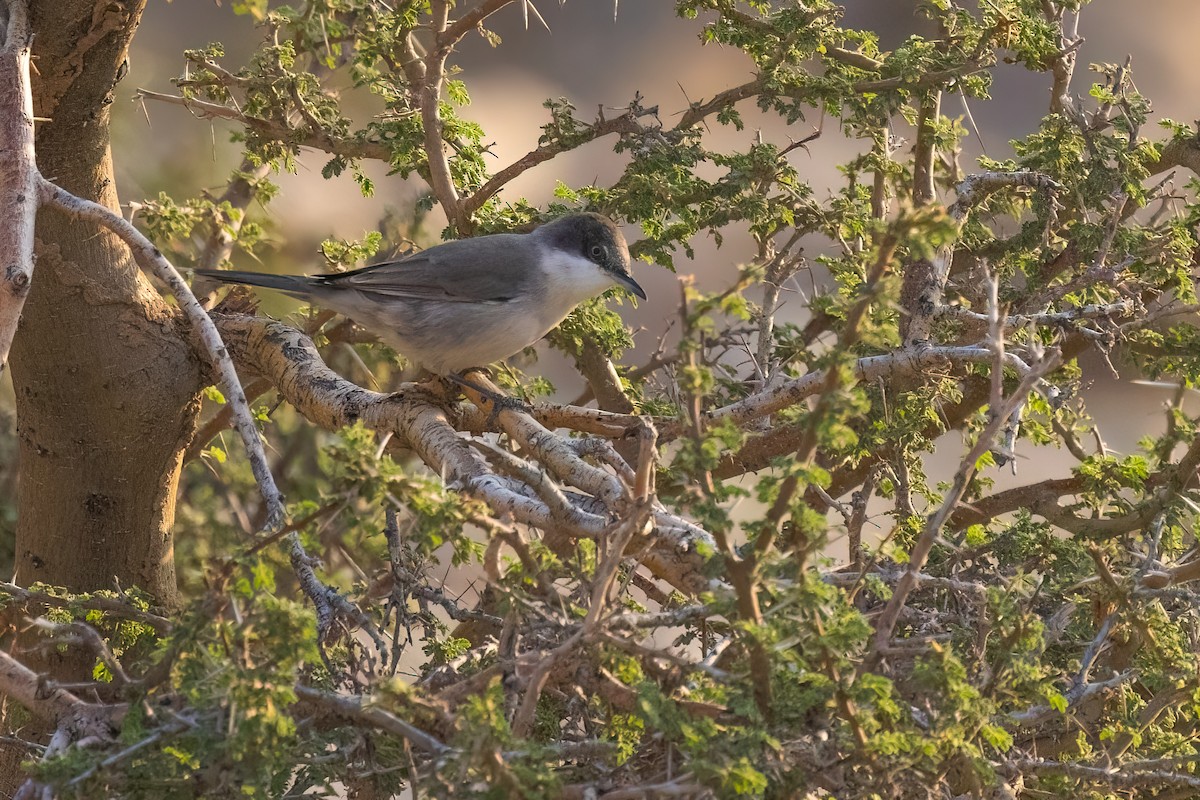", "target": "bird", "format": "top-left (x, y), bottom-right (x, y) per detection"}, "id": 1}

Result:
top-left (195, 212), bottom-right (645, 376)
